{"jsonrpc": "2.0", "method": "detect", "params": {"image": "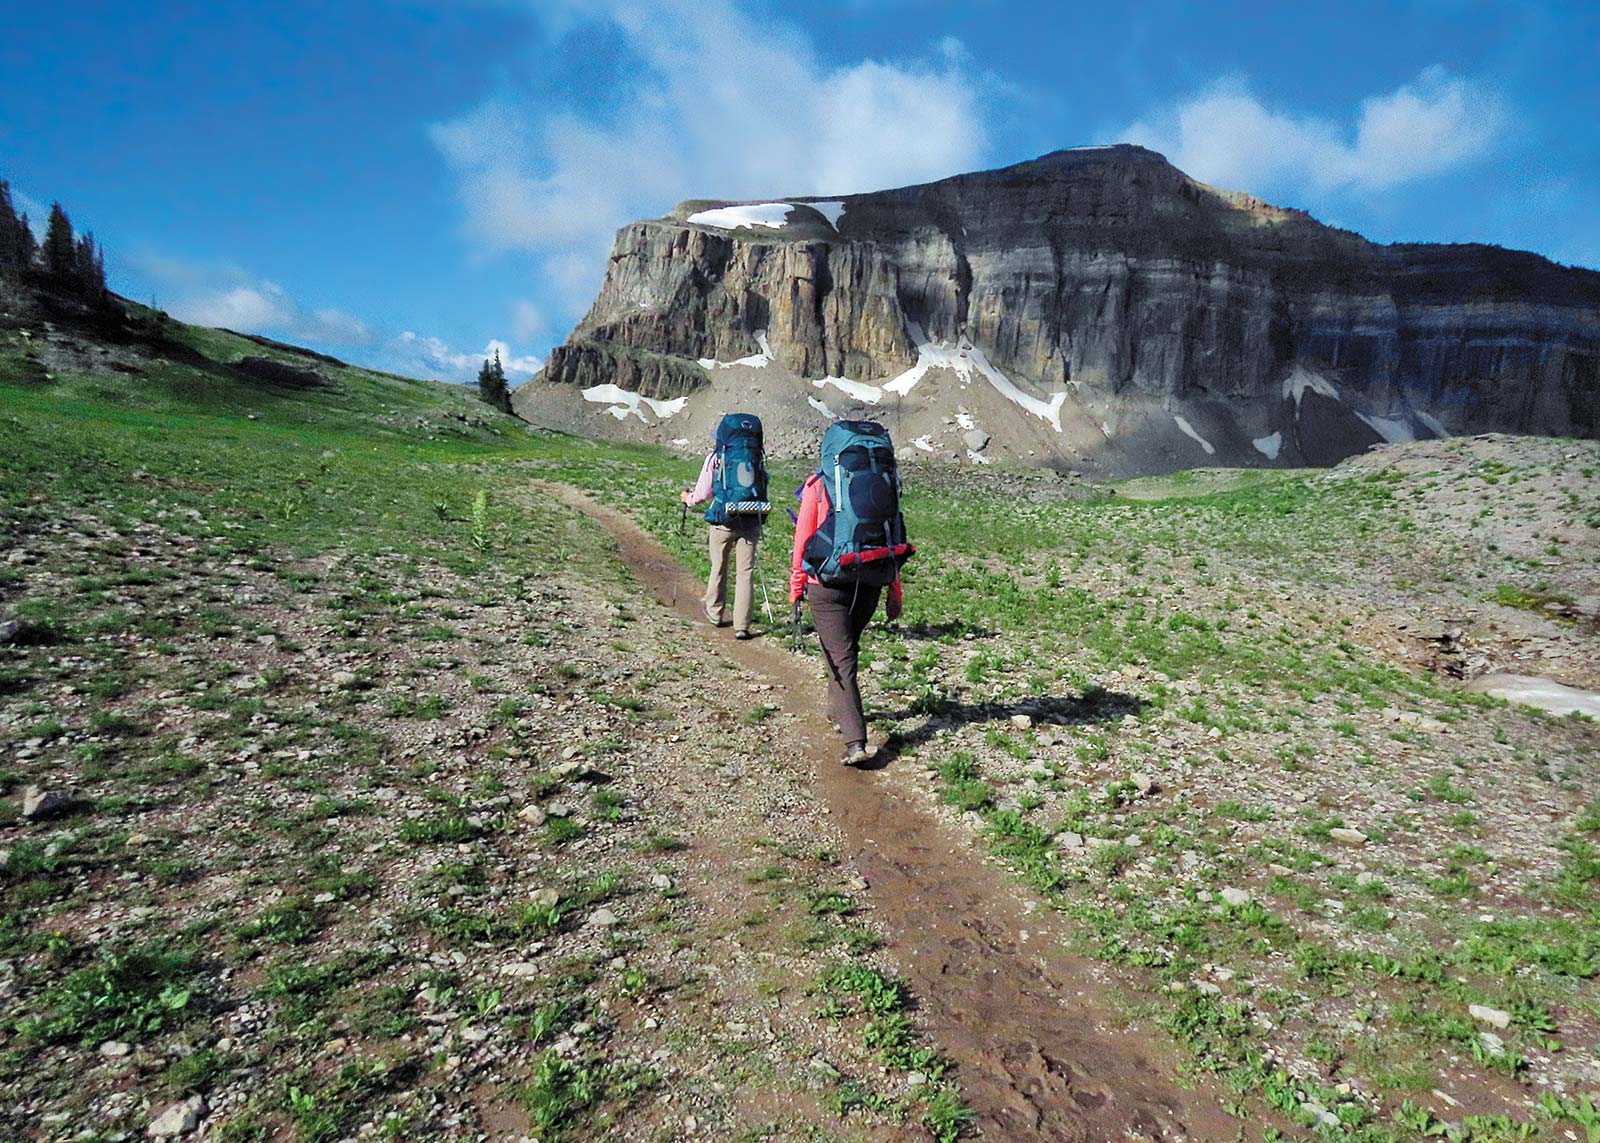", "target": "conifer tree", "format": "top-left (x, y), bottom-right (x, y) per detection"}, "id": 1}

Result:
top-left (477, 348), bottom-right (511, 413)
top-left (0, 181), bottom-right (35, 273)
top-left (73, 231), bottom-right (106, 298)
top-left (43, 203), bottom-right (75, 278)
